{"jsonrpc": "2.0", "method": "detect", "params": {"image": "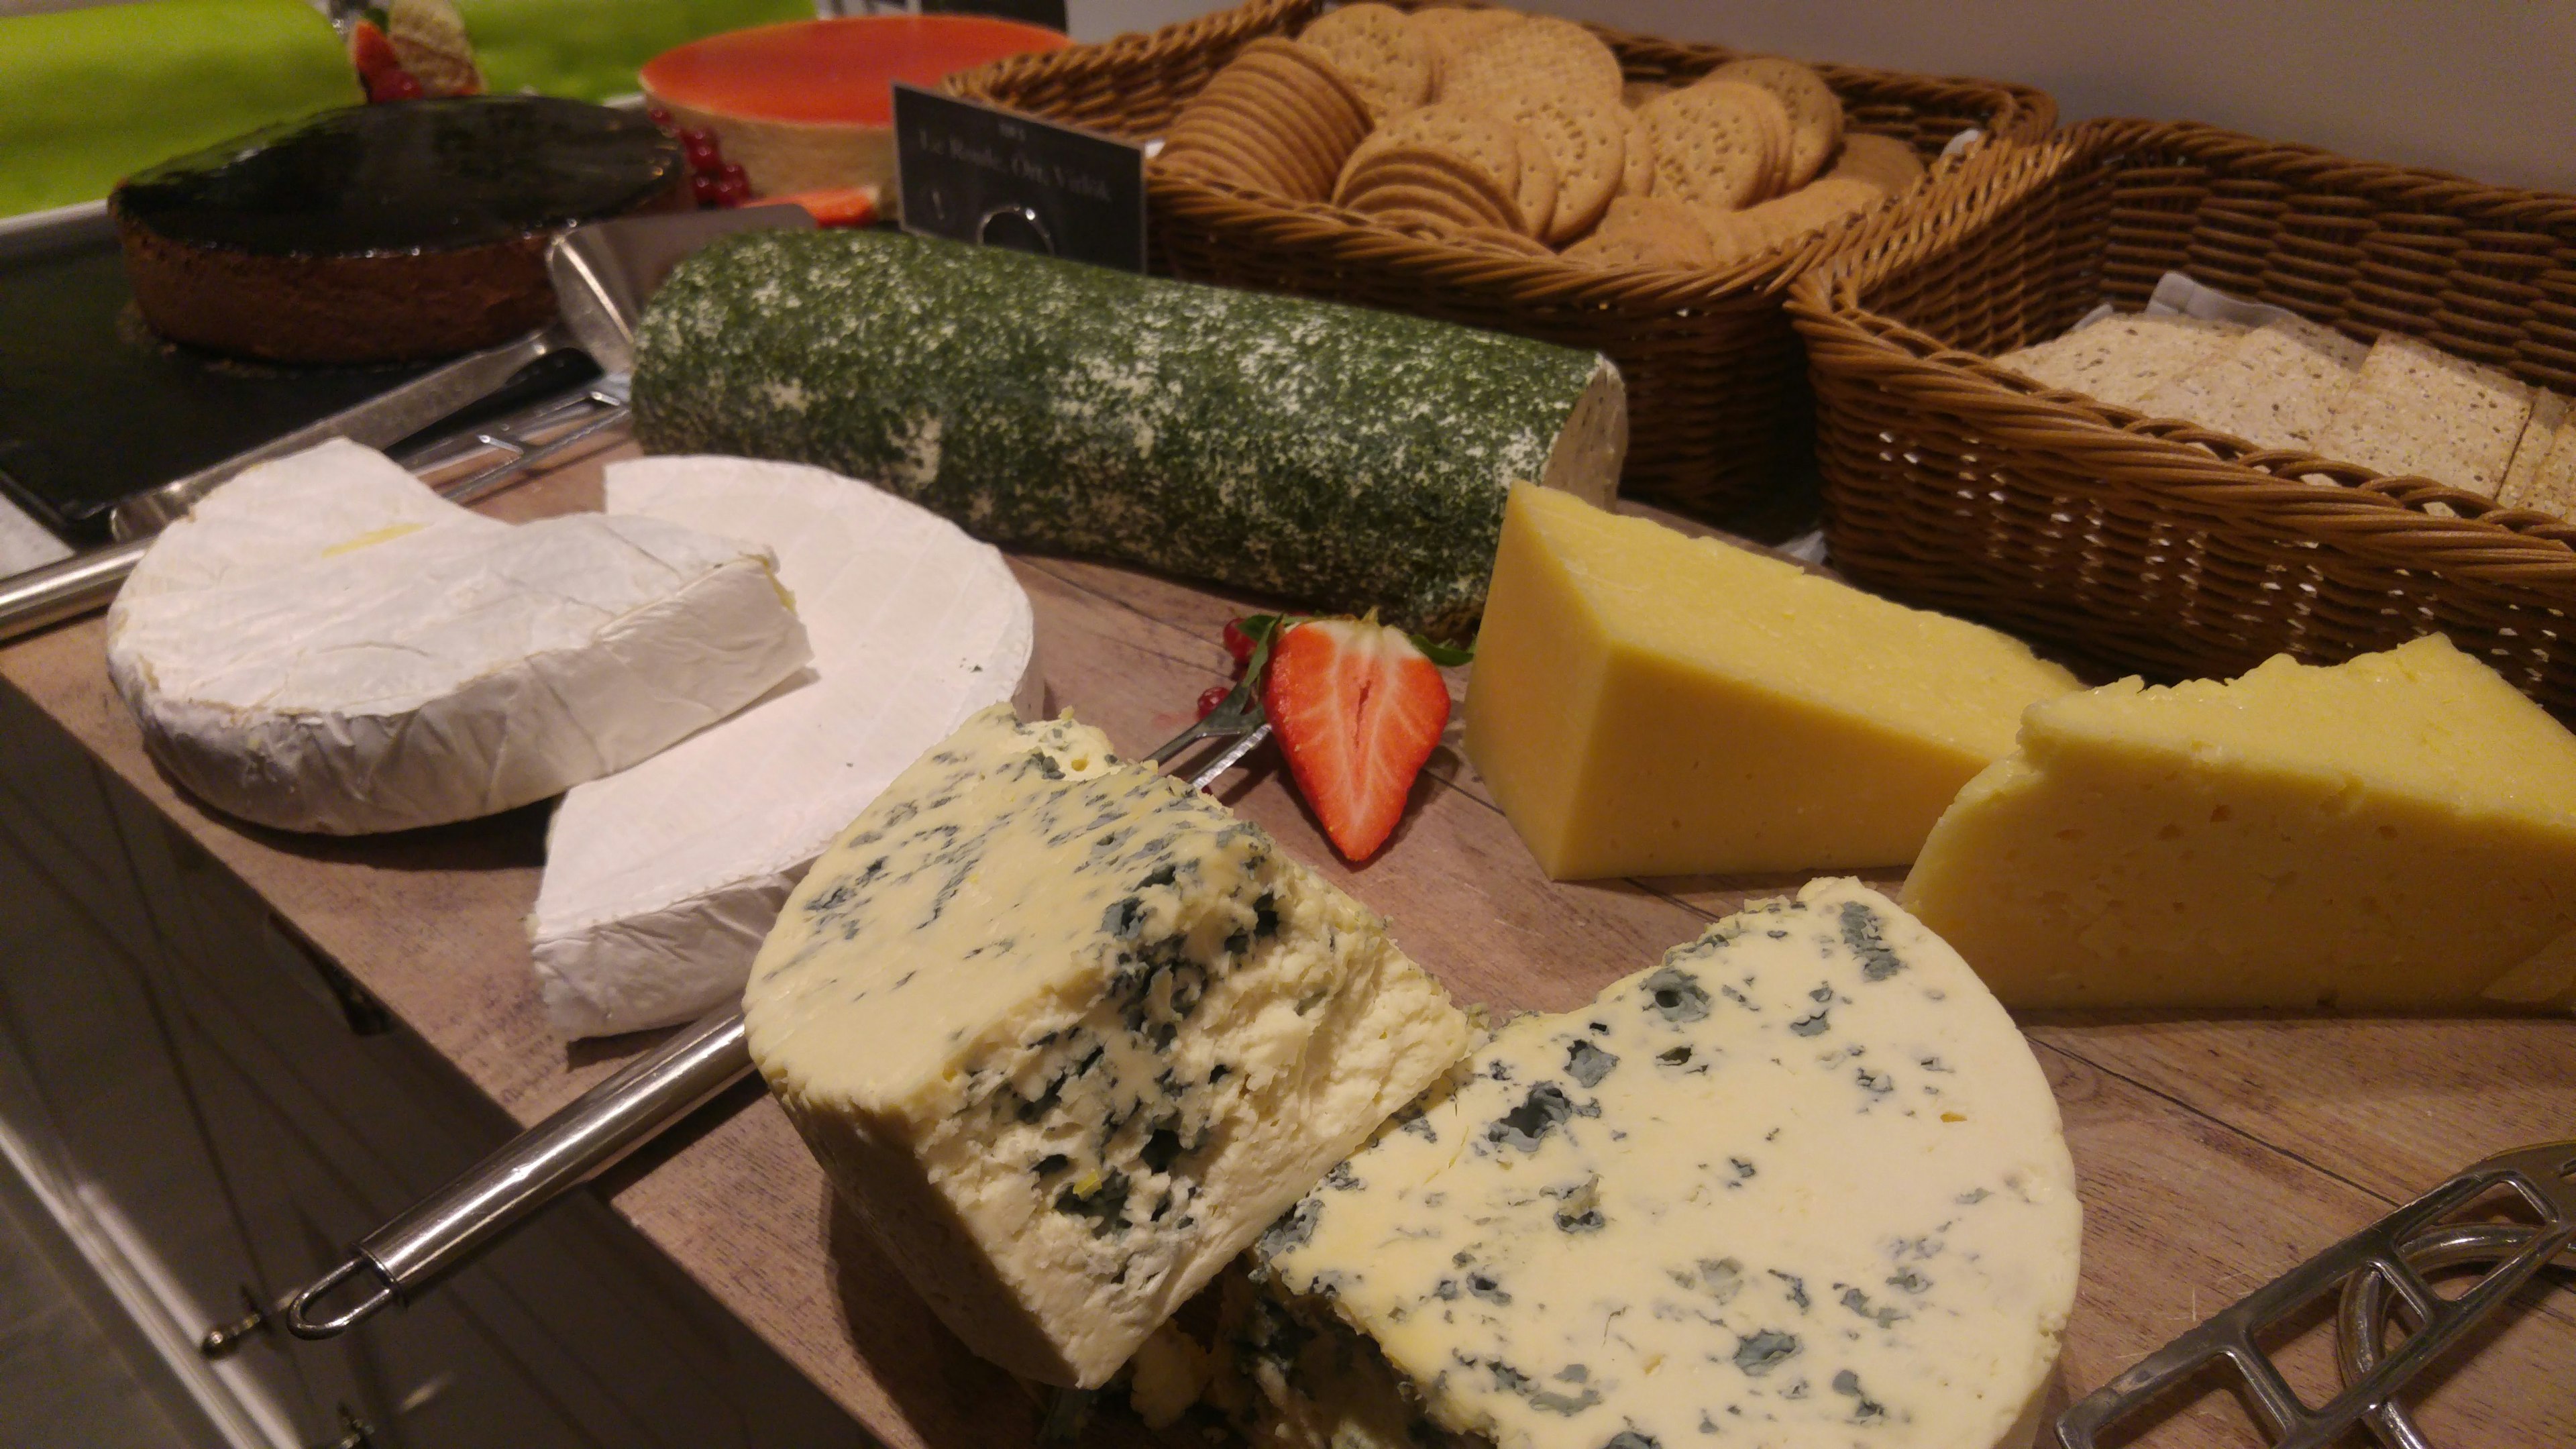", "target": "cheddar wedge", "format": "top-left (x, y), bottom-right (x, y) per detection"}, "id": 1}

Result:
top-left (1906, 635), bottom-right (2576, 1011)
top-left (1462, 487), bottom-right (2080, 878)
